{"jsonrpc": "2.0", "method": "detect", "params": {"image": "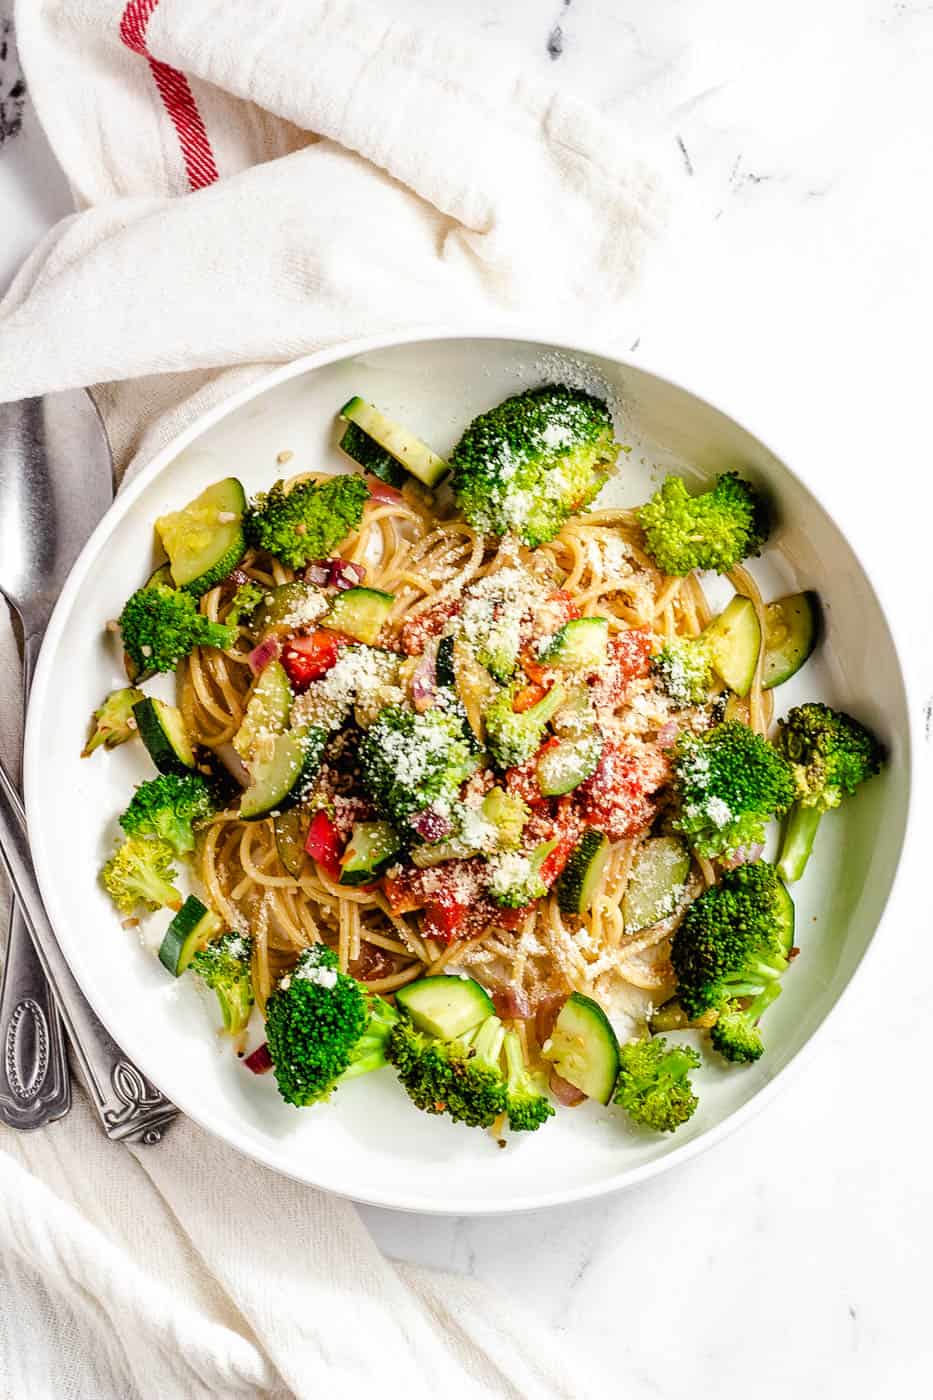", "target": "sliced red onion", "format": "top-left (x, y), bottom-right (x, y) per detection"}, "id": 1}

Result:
top-left (330, 559), bottom-right (366, 591)
top-left (411, 807), bottom-right (452, 842)
top-left (657, 719), bottom-right (681, 749)
top-left (229, 566), bottom-right (251, 588)
top-left (304, 558), bottom-right (367, 590)
top-left (244, 1043), bottom-right (273, 1075)
top-left (549, 1068), bottom-right (586, 1107)
top-left (534, 994), bottom-right (566, 1046)
top-left (721, 842), bottom-right (765, 870)
top-left (214, 743), bottom-right (251, 789)
top-left (248, 636), bottom-right (281, 675)
top-left (410, 649), bottom-right (438, 713)
top-left (366, 475), bottom-right (404, 504)
top-left (492, 986), bottom-right (532, 1021)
